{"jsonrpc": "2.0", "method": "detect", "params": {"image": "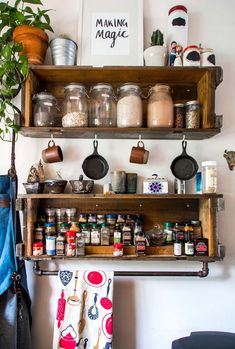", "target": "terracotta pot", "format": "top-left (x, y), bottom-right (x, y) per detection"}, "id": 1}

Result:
top-left (13, 25), bottom-right (48, 65)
